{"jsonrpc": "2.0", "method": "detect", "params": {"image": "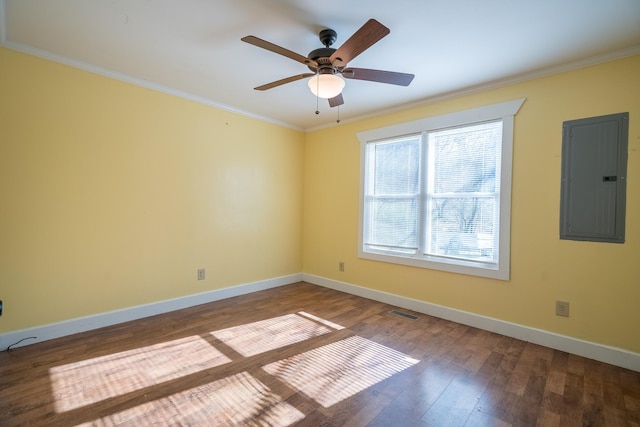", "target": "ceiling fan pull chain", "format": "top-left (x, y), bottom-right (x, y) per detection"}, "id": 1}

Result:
top-left (315, 74), bottom-right (320, 114)
top-left (336, 105), bottom-right (341, 123)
